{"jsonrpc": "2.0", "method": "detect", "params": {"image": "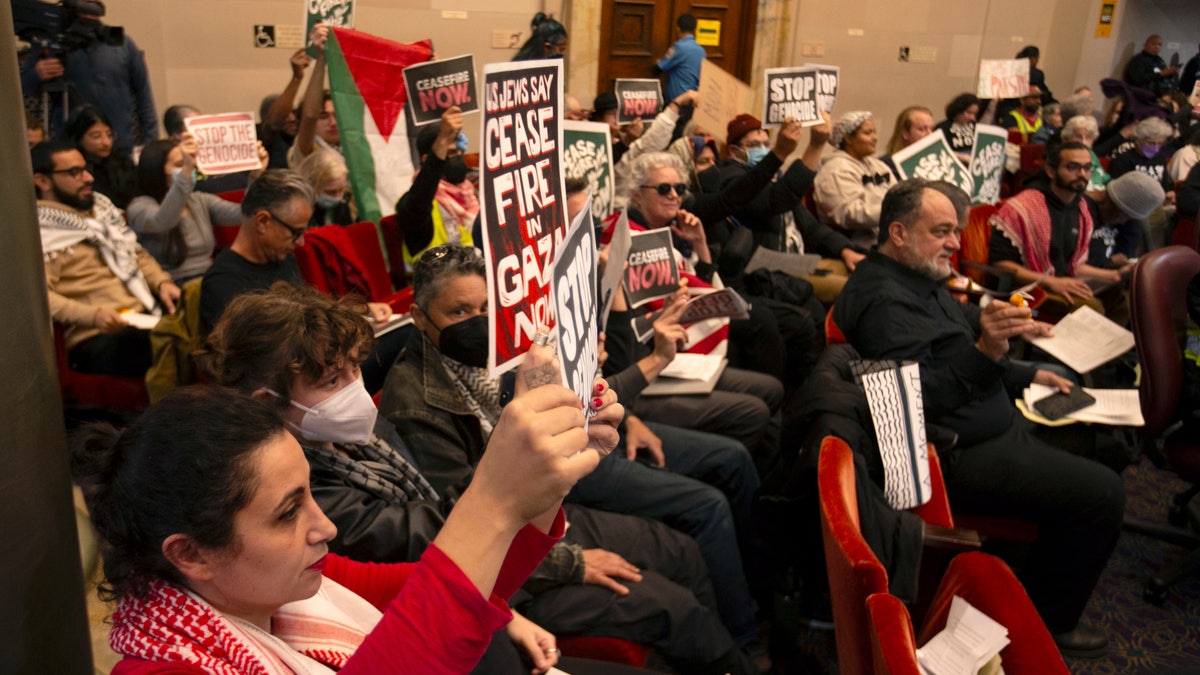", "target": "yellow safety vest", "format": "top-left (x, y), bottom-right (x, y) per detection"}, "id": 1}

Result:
top-left (402, 201), bottom-right (475, 270)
